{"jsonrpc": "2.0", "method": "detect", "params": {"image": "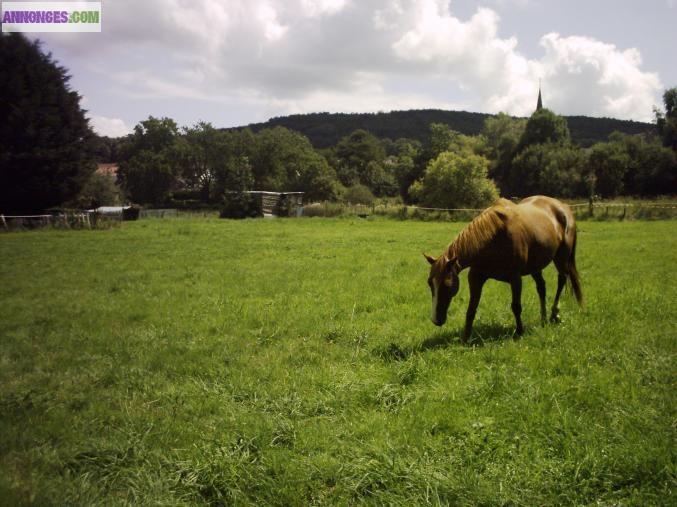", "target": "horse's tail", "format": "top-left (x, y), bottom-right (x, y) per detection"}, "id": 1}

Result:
top-left (568, 227), bottom-right (584, 307)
